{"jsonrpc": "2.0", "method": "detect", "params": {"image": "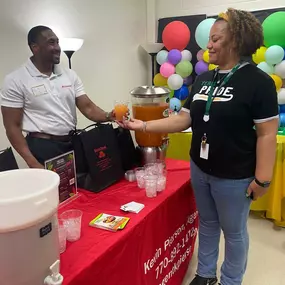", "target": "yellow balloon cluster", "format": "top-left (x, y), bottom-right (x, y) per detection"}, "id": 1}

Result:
top-left (270, 74), bottom-right (283, 91)
top-left (252, 46), bottom-right (267, 64)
